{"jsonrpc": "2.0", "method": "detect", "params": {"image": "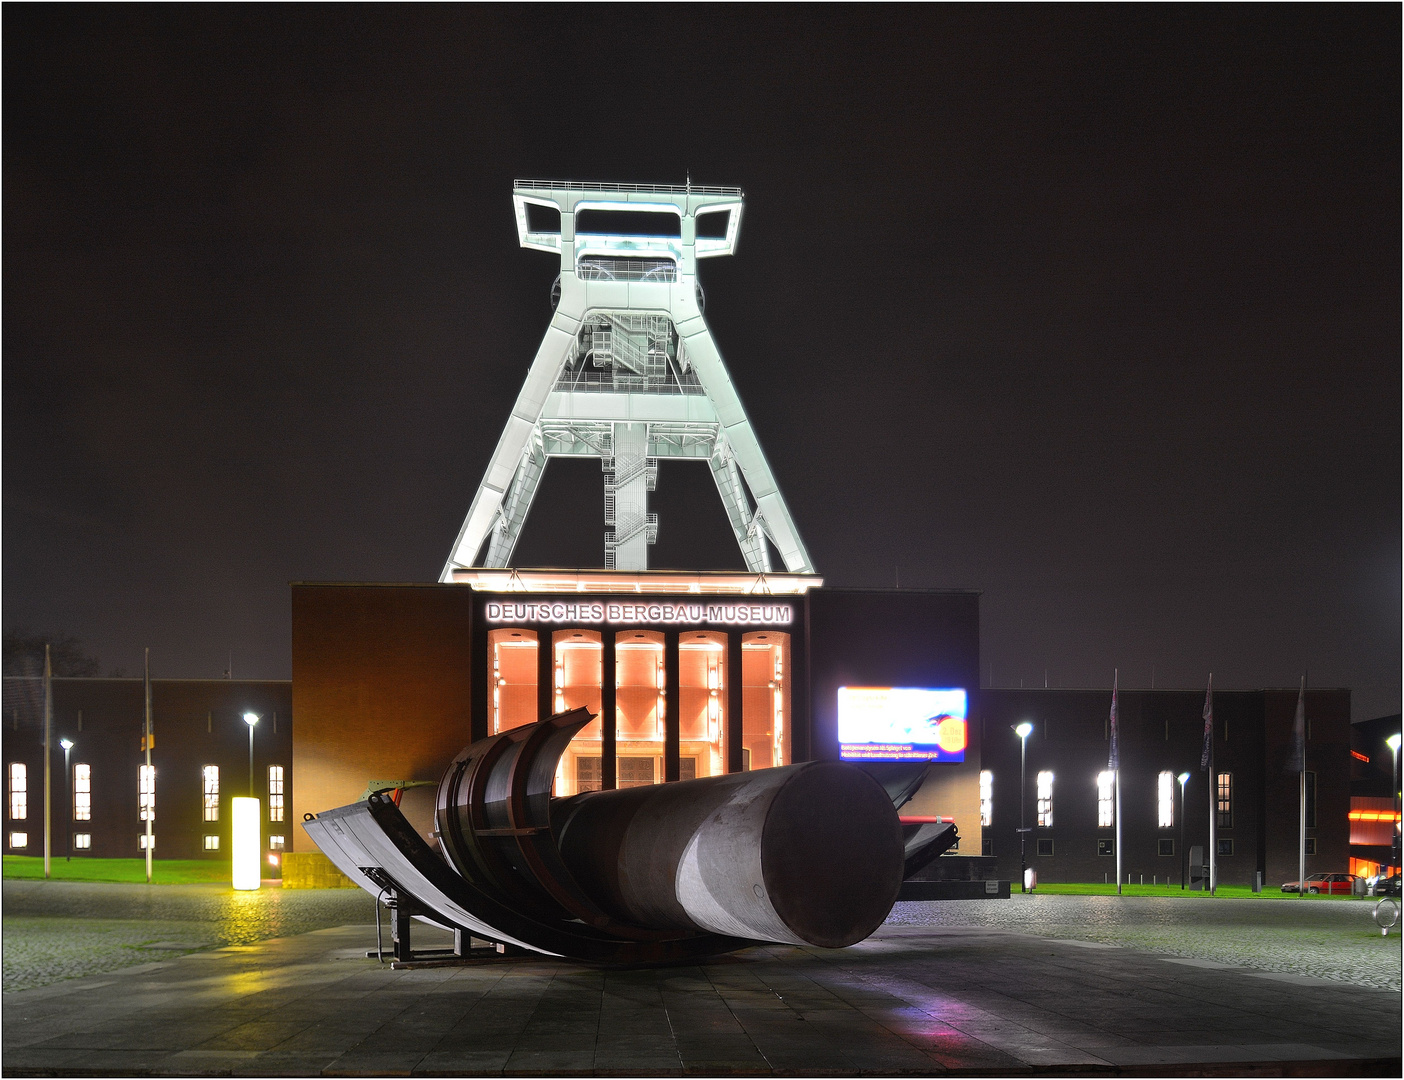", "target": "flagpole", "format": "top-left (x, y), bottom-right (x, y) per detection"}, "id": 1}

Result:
top-left (144, 648), bottom-right (153, 884)
top-left (1201, 674), bottom-right (1214, 893)
top-left (1208, 717), bottom-right (1217, 895)
top-left (43, 644), bottom-right (52, 881)
top-left (1111, 670), bottom-right (1121, 896)
top-left (1115, 765), bottom-right (1122, 895)
top-left (1298, 677), bottom-right (1307, 899)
